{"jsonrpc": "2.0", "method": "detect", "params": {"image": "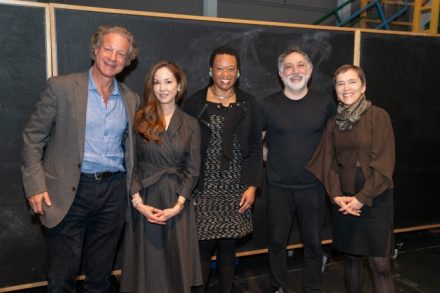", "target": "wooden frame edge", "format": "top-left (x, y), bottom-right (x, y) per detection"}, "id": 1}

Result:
top-left (44, 4), bottom-right (52, 79)
top-left (47, 2), bottom-right (440, 37)
top-left (353, 29), bottom-right (361, 66)
top-left (0, 0), bottom-right (48, 8)
top-left (49, 4), bottom-right (58, 77)
top-left (394, 223), bottom-right (440, 233)
top-left (49, 3), bottom-right (356, 33)
top-left (357, 26), bottom-right (440, 37)
top-left (0, 1), bottom-right (51, 78)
